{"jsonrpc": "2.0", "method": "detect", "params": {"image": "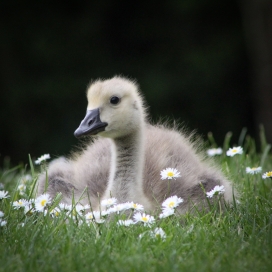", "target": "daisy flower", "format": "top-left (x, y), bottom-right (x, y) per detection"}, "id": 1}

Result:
top-left (67, 204), bottom-right (86, 214)
top-left (160, 168), bottom-right (181, 180)
top-left (28, 198), bottom-right (35, 204)
top-left (85, 211), bottom-right (105, 224)
top-left (133, 212), bottom-right (155, 227)
top-left (151, 228), bottom-right (166, 240)
top-left (139, 228), bottom-right (167, 240)
top-left (83, 204), bottom-right (91, 210)
top-left (162, 195), bottom-right (183, 209)
top-left (207, 148), bottom-right (223, 157)
top-left (139, 232), bottom-right (147, 239)
top-left (0, 211), bottom-right (4, 218)
top-left (206, 185), bottom-right (225, 198)
top-left (107, 203), bottom-right (128, 214)
top-left (246, 166), bottom-right (262, 175)
top-left (13, 199), bottom-right (29, 209)
top-left (74, 204), bottom-right (86, 213)
top-left (24, 204), bottom-right (34, 215)
top-left (19, 174), bottom-right (32, 184)
top-left (159, 208), bottom-right (175, 219)
top-left (18, 184), bottom-right (26, 192)
top-left (262, 171), bottom-right (272, 179)
top-left (50, 208), bottom-right (61, 217)
top-left (226, 146), bottom-right (243, 157)
top-left (0, 220), bottom-right (7, 227)
top-left (126, 202), bottom-right (144, 211)
top-left (101, 197), bottom-right (117, 207)
top-left (100, 210), bottom-right (109, 216)
top-left (0, 190), bottom-right (10, 199)
top-left (117, 219), bottom-right (134, 226)
top-left (35, 193), bottom-right (51, 212)
top-left (85, 212), bottom-right (93, 220)
top-left (59, 203), bottom-right (70, 210)
top-left (65, 204), bottom-right (86, 219)
top-left (35, 154), bottom-right (51, 165)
